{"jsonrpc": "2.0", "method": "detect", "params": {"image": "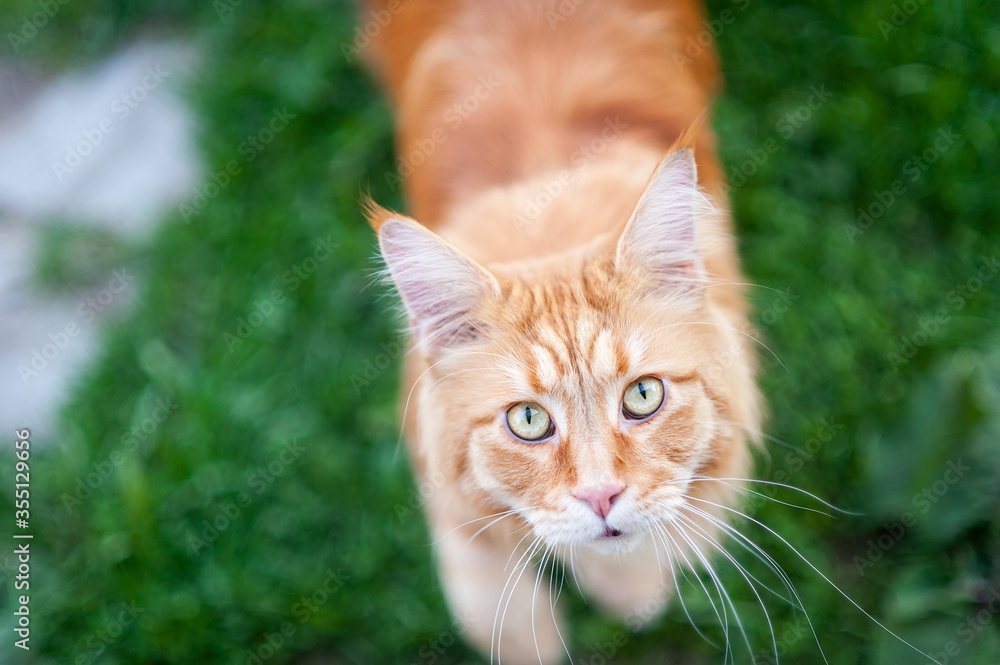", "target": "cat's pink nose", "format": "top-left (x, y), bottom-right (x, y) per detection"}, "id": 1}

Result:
top-left (574, 485), bottom-right (624, 519)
